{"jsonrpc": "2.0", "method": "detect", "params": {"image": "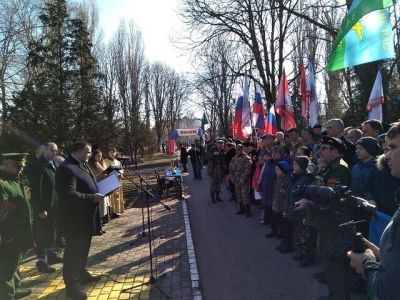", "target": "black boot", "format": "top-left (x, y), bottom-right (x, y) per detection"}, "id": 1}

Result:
top-left (215, 192), bottom-right (222, 202)
top-left (245, 205), bottom-right (251, 218)
top-left (210, 192), bottom-right (216, 203)
top-left (292, 251), bottom-right (304, 261)
top-left (235, 203), bottom-right (245, 215)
